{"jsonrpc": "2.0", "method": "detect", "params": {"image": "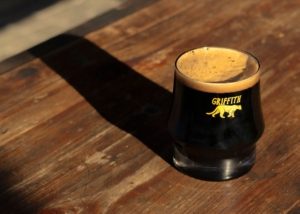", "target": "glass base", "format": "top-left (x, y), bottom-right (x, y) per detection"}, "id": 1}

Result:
top-left (173, 147), bottom-right (255, 181)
